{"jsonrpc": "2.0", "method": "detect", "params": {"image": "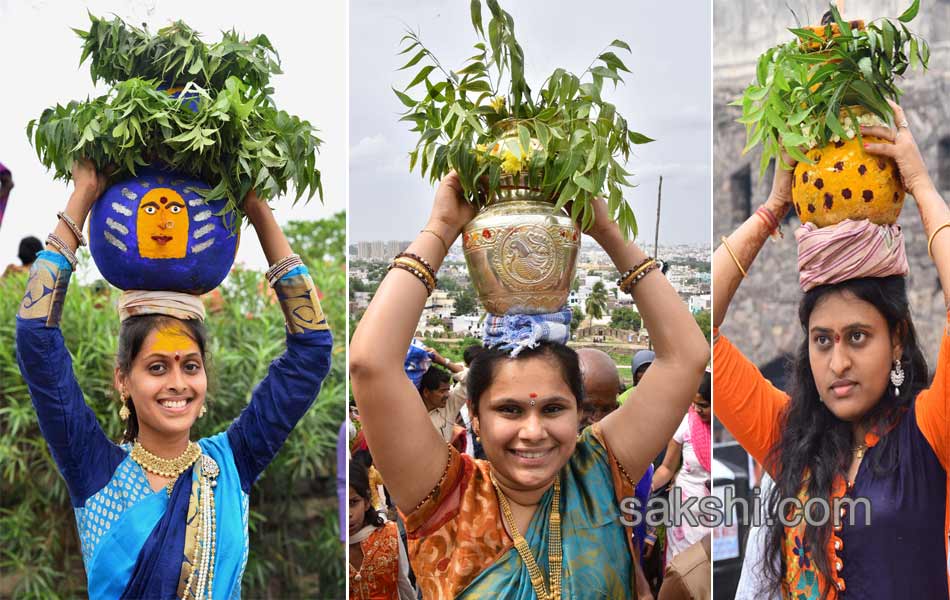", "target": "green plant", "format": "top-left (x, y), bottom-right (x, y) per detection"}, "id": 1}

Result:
top-left (0, 215), bottom-right (346, 599)
top-left (585, 281), bottom-right (609, 321)
top-left (610, 306), bottom-right (641, 331)
top-left (396, 0), bottom-right (652, 239)
top-left (28, 14), bottom-right (322, 223)
top-left (735, 0), bottom-right (928, 174)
